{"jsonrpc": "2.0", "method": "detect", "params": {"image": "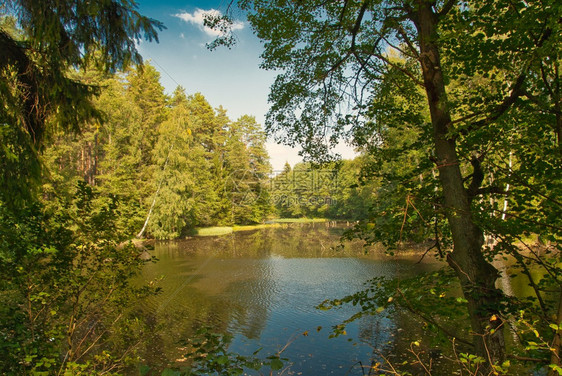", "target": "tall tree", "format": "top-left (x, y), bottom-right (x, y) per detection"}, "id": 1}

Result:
top-left (113, 65), bottom-right (169, 231)
top-left (186, 93), bottom-right (230, 225)
top-left (0, 0), bottom-right (164, 205)
top-left (125, 64), bottom-right (169, 167)
top-left (225, 115), bottom-right (272, 223)
top-left (148, 88), bottom-right (201, 238)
